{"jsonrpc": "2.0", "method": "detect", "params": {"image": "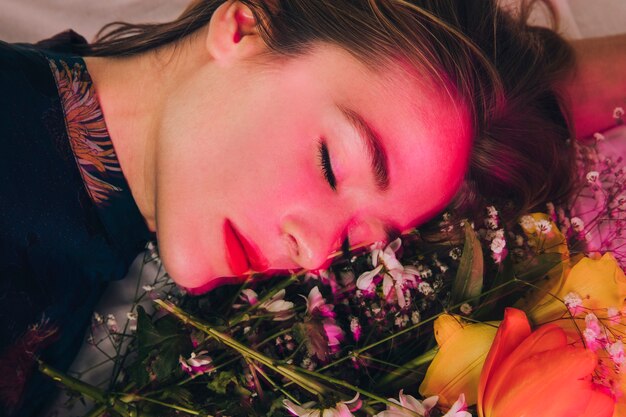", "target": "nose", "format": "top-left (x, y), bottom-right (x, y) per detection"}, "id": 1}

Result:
top-left (280, 214), bottom-right (342, 271)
